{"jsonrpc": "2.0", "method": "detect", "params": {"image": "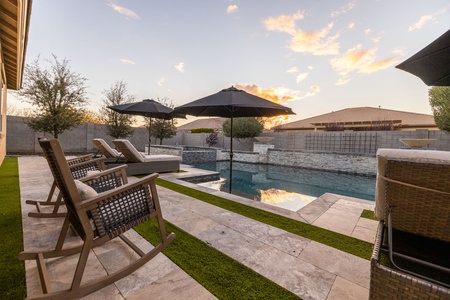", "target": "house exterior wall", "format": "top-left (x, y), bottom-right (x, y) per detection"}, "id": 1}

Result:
top-left (0, 58), bottom-right (6, 165)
